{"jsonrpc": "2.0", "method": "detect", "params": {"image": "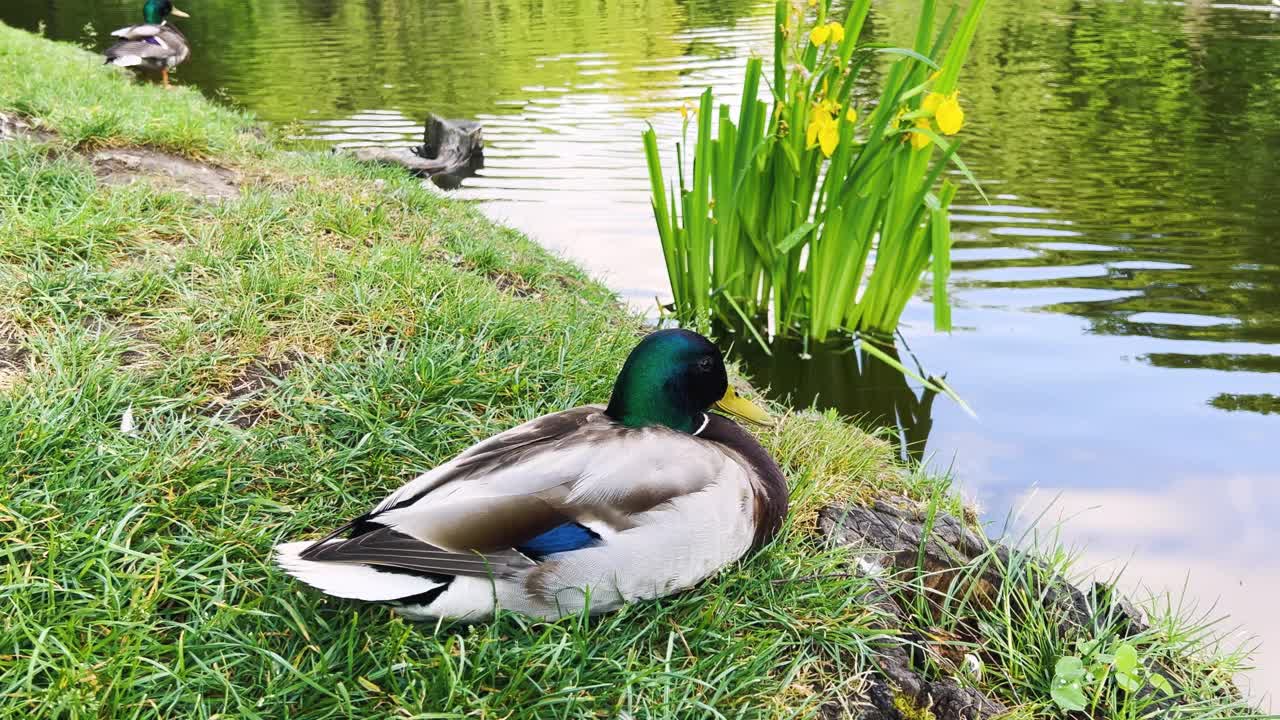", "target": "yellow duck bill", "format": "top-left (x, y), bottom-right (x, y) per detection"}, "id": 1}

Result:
top-left (714, 385), bottom-right (773, 426)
